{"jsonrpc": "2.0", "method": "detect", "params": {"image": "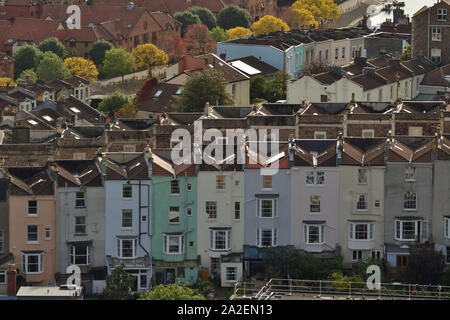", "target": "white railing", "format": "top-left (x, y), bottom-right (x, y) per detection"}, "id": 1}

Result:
top-left (231, 279), bottom-right (450, 300)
